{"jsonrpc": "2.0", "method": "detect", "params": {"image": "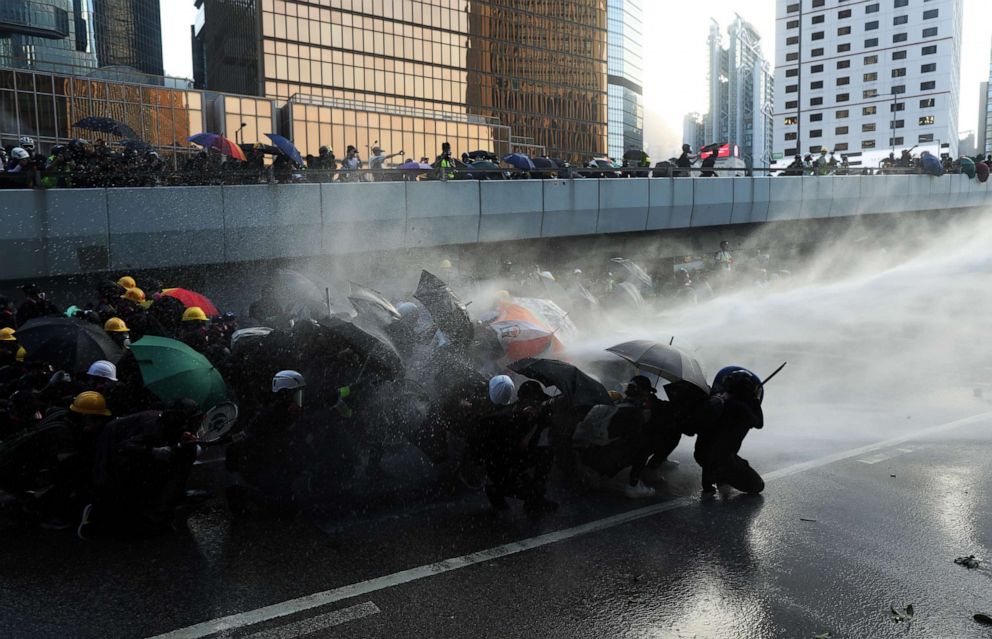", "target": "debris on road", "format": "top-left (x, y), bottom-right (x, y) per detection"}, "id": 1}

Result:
top-left (954, 555), bottom-right (981, 569)
top-left (891, 604), bottom-right (915, 623)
